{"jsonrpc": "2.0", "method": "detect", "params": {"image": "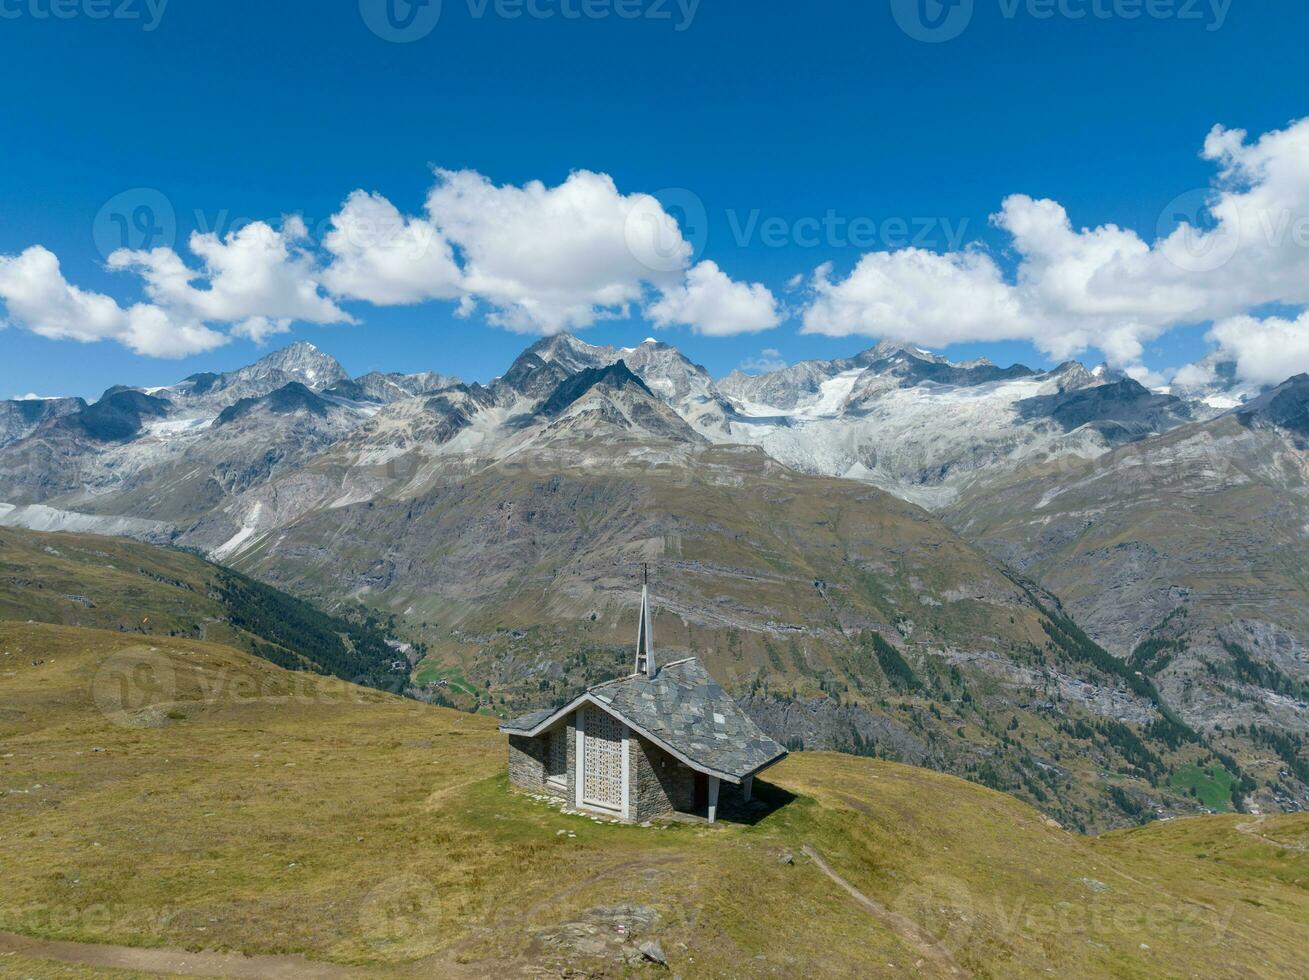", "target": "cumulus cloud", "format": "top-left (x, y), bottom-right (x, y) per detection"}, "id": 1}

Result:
top-left (0, 218), bottom-right (361, 358)
top-left (800, 118), bottom-right (1309, 376)
top-left (647, 260), bottom-right (780, 336)
top-left (802, 248), bottom-right (1023, 348)
top-left (109, 217), bottom-right (352, 328)
top-left (738, 348), bottom-right (788, 374)
top-left (1207, 311), bottom-right (1309, 386)
top-left (322, 190), bottom-right (462, 305)
top-left (0, 246), bottom-right (226, 358)
top-left (2, 167), bottom-right (780, 357)
top-left (0, 246), bottom-right (131, 343)
top-left (325, 170), bottom-right (776, 336)
top-left (230, 316), bottom-right (293, 345)
top-left (421, 168), bottom-right (653, 333)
